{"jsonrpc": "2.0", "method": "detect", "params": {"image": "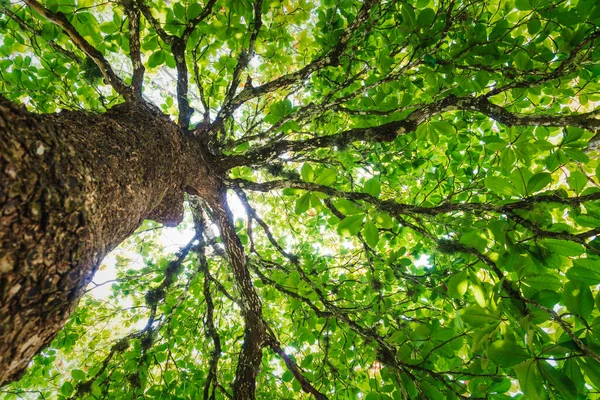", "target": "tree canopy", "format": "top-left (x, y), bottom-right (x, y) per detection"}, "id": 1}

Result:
top-left (1, 0), bottom-right (600, 398)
